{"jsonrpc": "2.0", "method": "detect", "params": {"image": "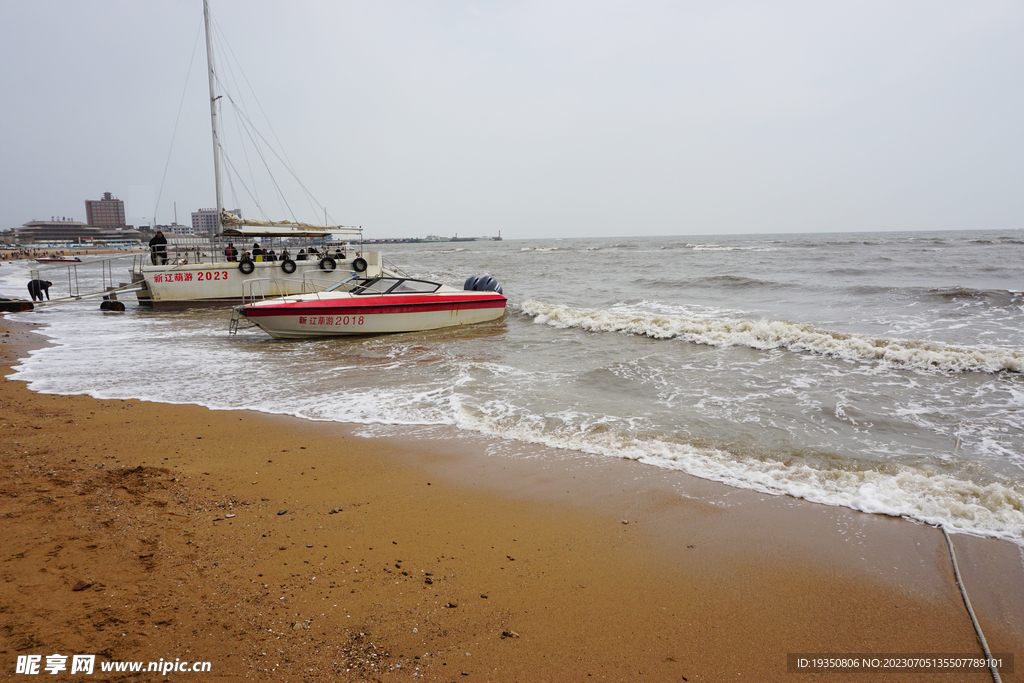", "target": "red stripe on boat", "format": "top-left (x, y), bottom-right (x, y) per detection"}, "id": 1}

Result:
top-left (244, 294), bottom-right (506, 318)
